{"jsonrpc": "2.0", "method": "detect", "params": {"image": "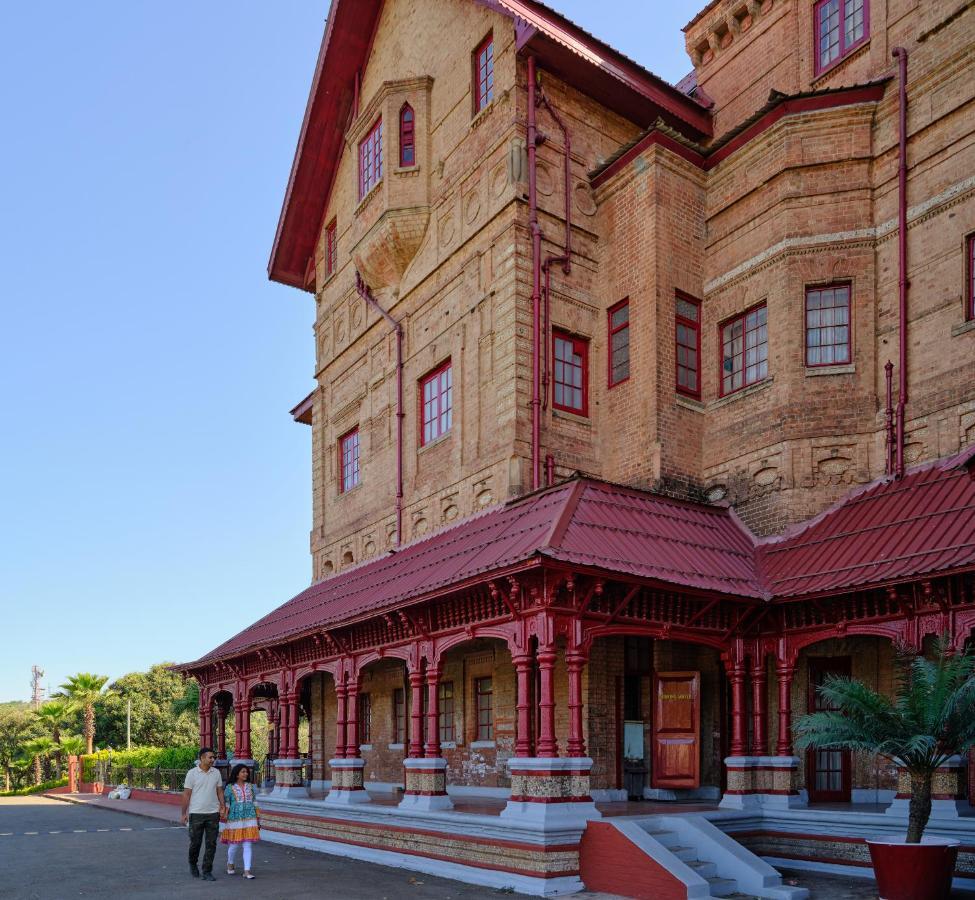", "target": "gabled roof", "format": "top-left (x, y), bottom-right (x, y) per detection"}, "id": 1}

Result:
top-left (758, 447), bottom-right (975, 600)
top-left (187, 477), bottom-right (761, 666)
top-left (268, 0), bottom-right (712, 290)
